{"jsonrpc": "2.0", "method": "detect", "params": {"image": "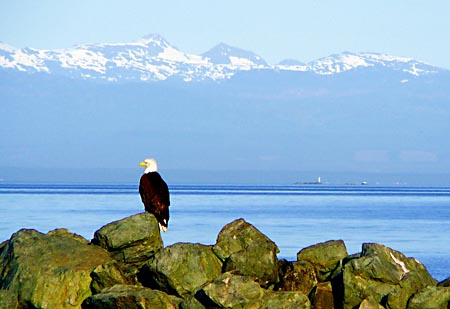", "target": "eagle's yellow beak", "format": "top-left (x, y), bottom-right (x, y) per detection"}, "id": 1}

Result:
top-left (139, 161), bottom-right (147, 167)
